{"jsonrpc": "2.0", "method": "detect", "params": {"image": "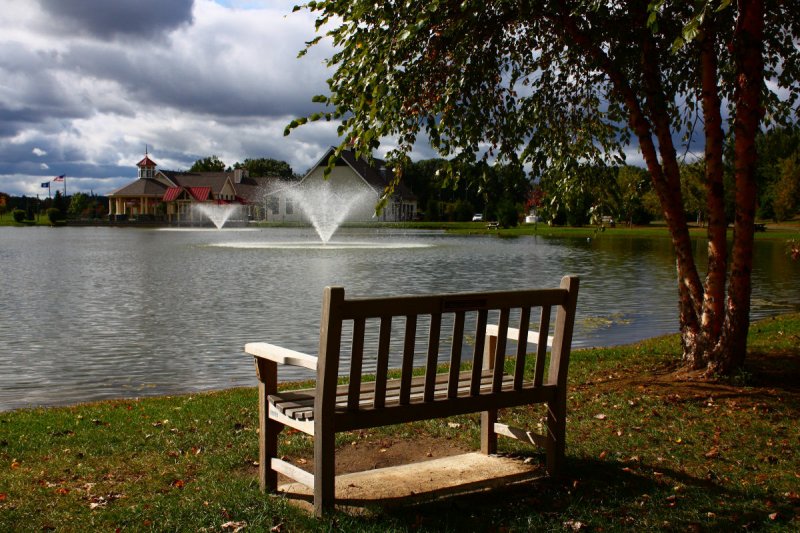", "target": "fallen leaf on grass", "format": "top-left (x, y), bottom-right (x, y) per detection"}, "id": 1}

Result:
top-left (563, 519), bottom-right (587, 531)
top-left (447, 422), bottom-right (461, 428)
top-left (594, 414), bottom-right (607, 420)
top-left (171, 479), bottom-right (185, 489)
top-left (704, 447), bottom-right (720, 459)
top-left (0, 493), bottom-right (7, 501)
top-left (54, 488), bottom-right (69, 495)
top-left (221, 520), bottom-right (247, 532)
top-left (271, 523), bottom-right (283, 532)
